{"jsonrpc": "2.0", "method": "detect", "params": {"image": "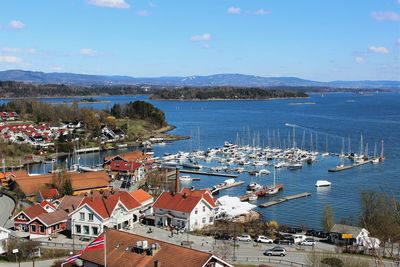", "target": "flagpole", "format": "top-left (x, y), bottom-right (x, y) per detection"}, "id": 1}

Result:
top-left (104, 228), bottom-right (107, 267)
